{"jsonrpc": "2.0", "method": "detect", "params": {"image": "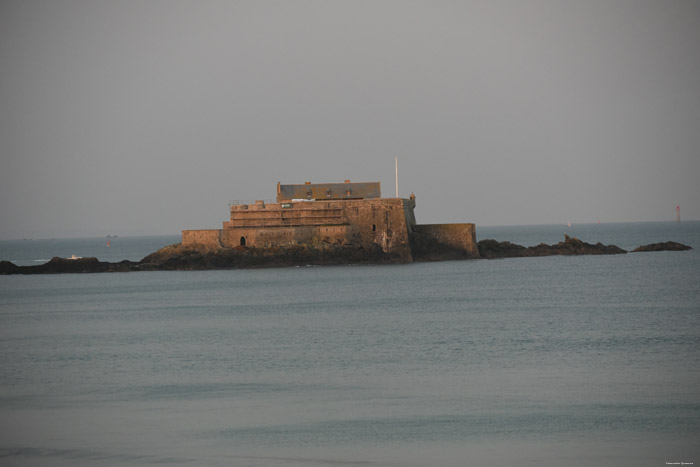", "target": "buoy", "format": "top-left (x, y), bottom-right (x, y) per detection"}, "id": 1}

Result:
top-left (107, 240), bottom-right (110, 247)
